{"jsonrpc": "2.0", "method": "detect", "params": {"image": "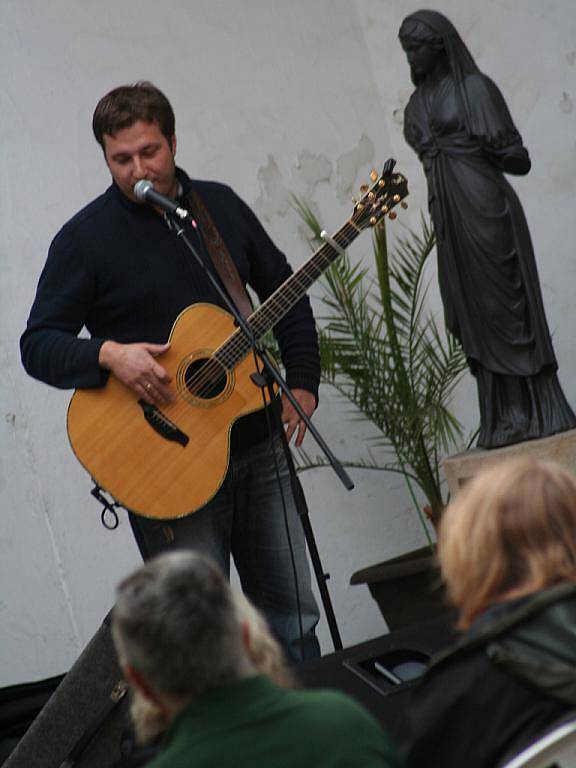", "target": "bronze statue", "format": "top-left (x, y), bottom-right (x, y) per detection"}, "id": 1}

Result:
top-left (399, 9), bottom-right (575, 448)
